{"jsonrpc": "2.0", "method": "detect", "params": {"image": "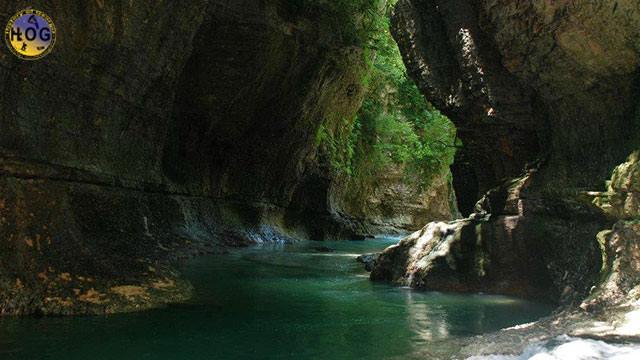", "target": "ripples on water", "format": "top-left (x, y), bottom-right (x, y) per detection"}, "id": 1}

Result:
top-left (469, 335), bottom-right (640, 360)
top-left (0, 238), bottom-right (554, 359)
